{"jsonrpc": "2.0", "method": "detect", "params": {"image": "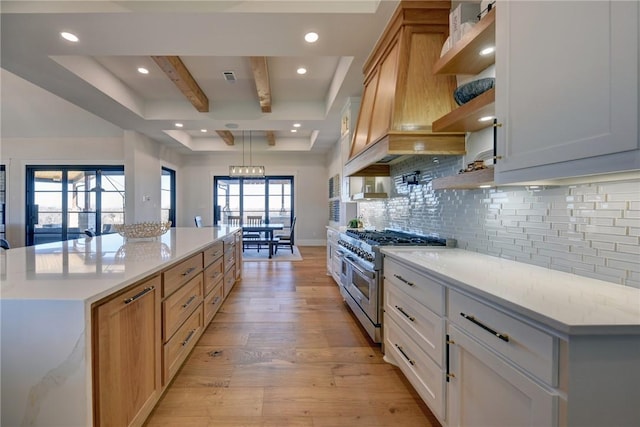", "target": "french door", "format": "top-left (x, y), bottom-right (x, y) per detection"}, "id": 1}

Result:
top-left (26, 166), bottom-right (125, 246)
top-left (161, 167), bottom-right (176, 226)
top-left (213, 176), bottom-right (294, 227)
